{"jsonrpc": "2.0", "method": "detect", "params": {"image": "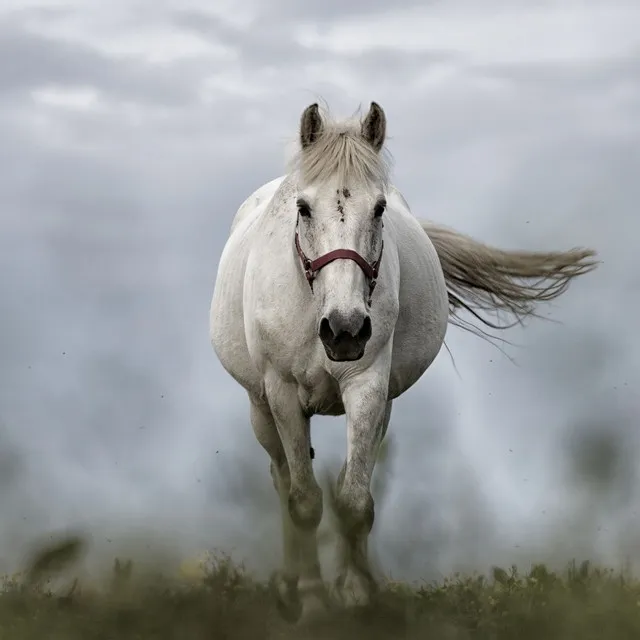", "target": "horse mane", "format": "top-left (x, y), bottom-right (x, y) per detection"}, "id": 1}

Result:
top-left (287, 106), bottom-right (393, 187)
